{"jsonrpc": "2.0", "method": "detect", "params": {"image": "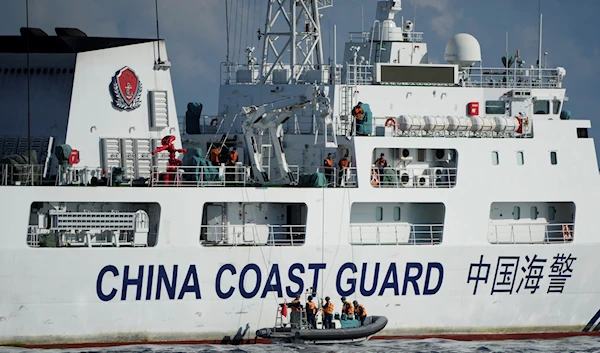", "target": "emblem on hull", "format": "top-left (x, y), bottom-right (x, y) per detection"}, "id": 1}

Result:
top-left (111, 66), bottom-right (143, 110)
